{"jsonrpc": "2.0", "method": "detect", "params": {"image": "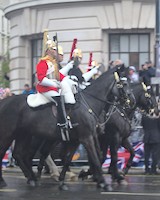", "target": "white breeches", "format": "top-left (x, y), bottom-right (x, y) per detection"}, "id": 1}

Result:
top-left (42, 78), bottom-right (76, 104)
top-left (60, 77), bottom-right (76, 104)
top-left (42, 90), bottom-right (60, 102)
